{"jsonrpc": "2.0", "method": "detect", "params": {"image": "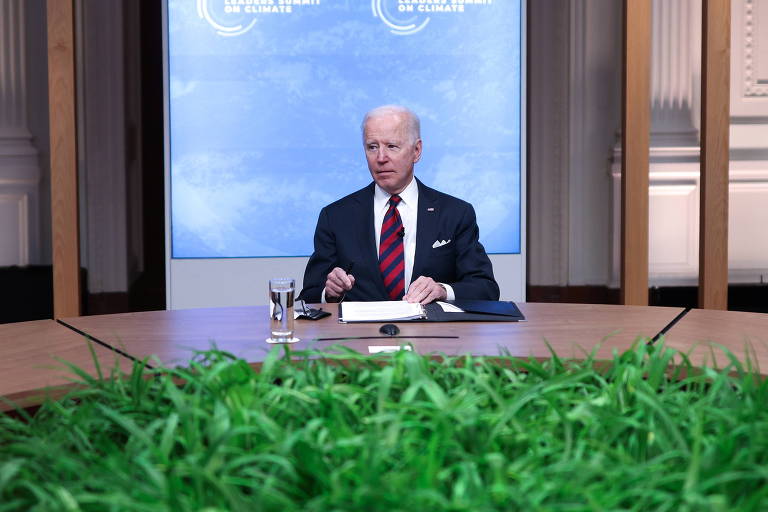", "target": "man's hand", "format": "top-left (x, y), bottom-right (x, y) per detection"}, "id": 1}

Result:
top-left (324, 267), bottom-right (355, 302)
top-left (404, 276), bottom-right (447, 304)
